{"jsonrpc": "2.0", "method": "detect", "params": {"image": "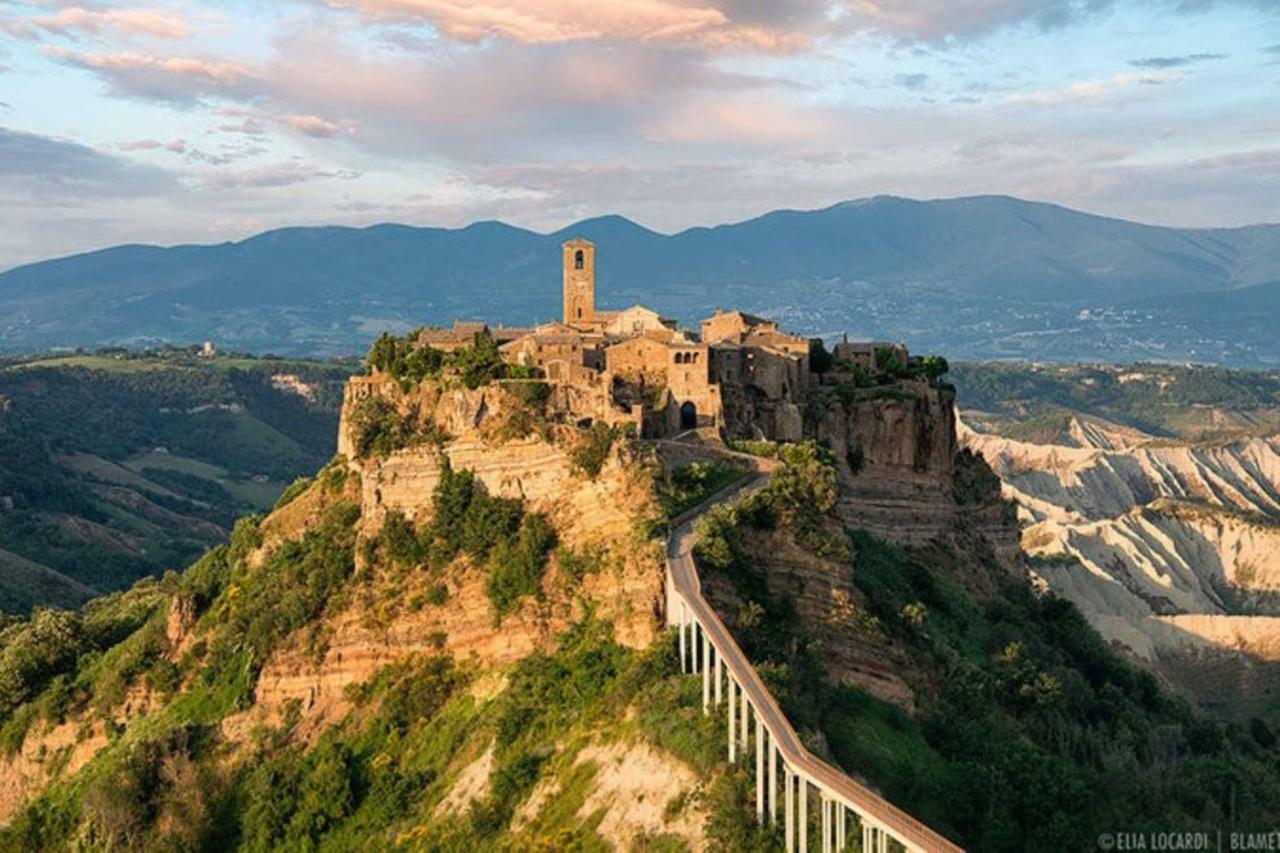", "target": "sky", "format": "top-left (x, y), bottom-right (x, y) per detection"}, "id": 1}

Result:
top-left (1, 0), bottom-right (1279, 270)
